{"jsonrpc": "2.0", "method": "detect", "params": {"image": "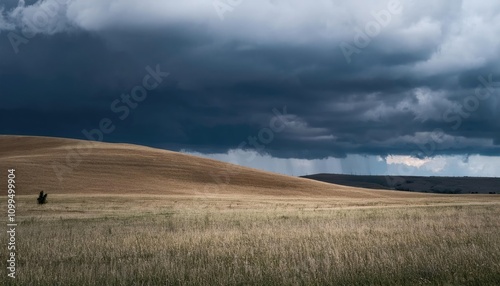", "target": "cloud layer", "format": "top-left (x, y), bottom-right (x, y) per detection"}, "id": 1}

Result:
top-left (1, 0), bottom-right (500, 167)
